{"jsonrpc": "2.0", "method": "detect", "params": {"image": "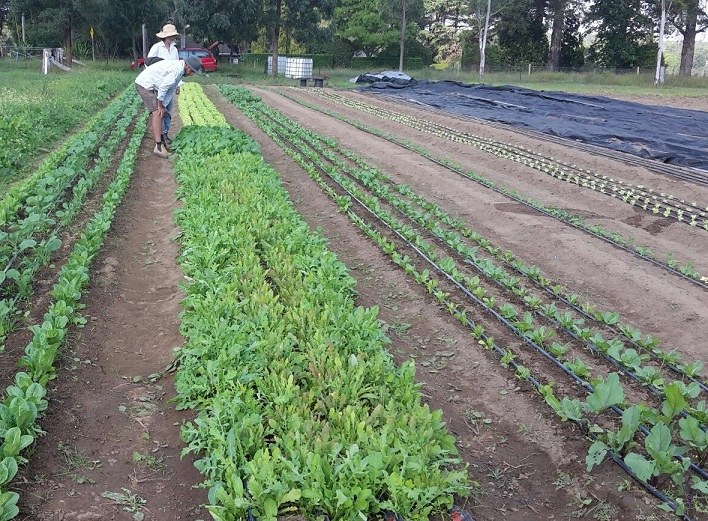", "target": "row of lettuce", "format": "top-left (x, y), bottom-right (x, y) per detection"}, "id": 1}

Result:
top-left (298, 89), bottom-right (707, 287)
top-left (173, 83), bottom-right (469, 520)
top-left (309, 90), bottom-right (706, 232)
top-left (0, 87), bottom-right (146, 519)
top-left (0, 89), bottom-right (141, 354)
top-left (214, 84), bottom-right (707, 518)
